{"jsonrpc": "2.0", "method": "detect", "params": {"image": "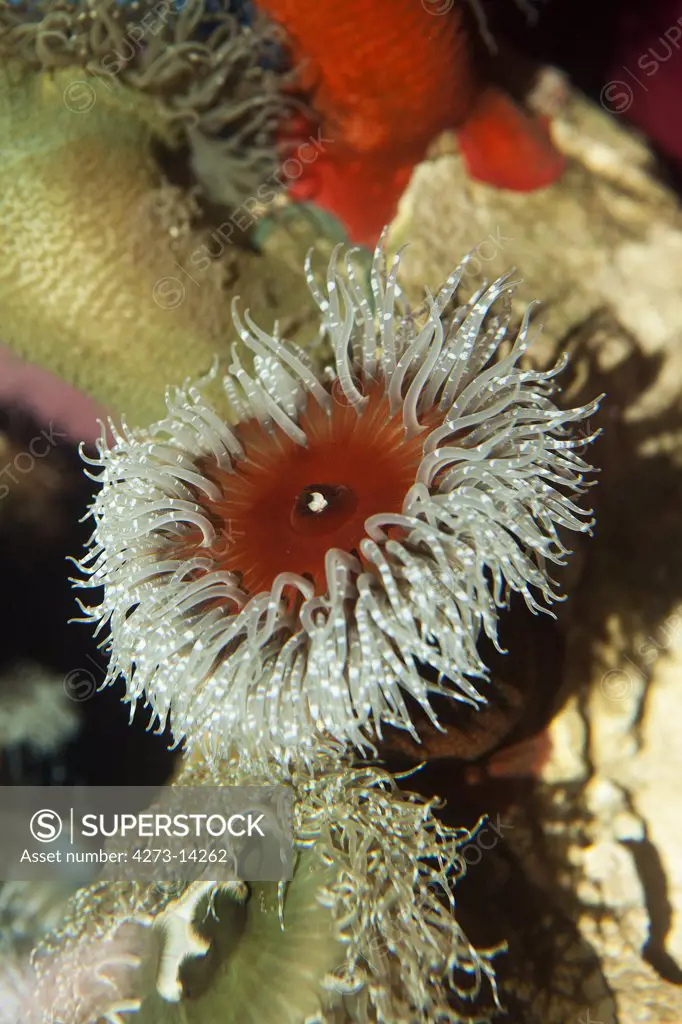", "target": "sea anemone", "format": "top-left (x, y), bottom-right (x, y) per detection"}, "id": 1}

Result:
top-left (0, 0), bottom-right (313, 426)
top-left (28, 748), bottom-right (499, 1023)
top-left (0, 0), bottom-right (288, 210)
top-left (0, 921), bottom-right (155, 1024)
top-left (0, 957), bottom-right (28, 1024)
top-left (77, 238), bottom-right (598, 766)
